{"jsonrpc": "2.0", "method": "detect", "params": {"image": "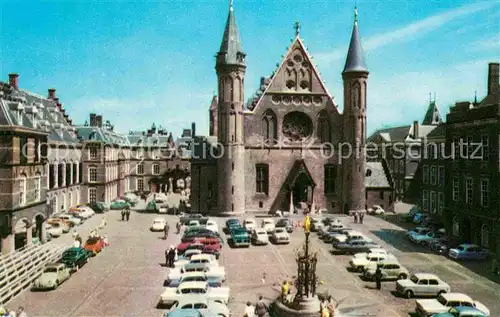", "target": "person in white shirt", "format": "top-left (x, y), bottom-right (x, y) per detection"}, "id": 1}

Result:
top-left (244, 301), bottom-right (255, 317)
